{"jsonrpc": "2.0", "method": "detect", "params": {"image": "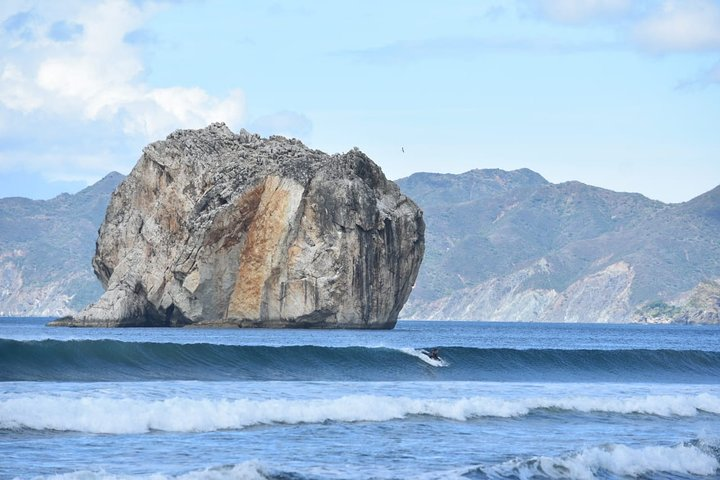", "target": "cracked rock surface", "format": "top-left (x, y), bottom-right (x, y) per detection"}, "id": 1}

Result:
top-left (53, 123), bottom-right (424, 329)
